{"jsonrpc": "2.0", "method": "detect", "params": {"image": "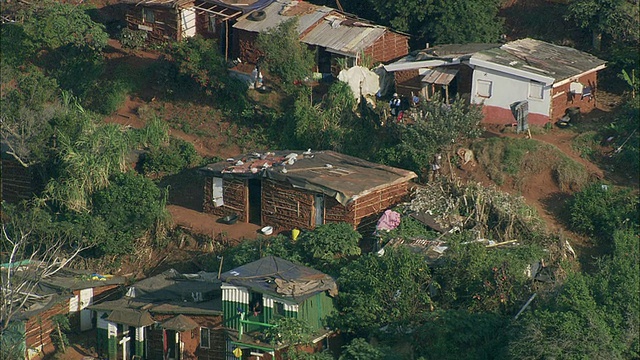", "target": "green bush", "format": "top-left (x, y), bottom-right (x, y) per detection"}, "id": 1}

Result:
top-left (85, 80), bottom-right (130, 114)
top-left (91, 172), bottom-right (167, 255)
top-left (569, 183), bottom-right (638, 241)
top-left (141, 138), bottom-right (201, 176)
top-left (119, 28), bottom-right (147, 50)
